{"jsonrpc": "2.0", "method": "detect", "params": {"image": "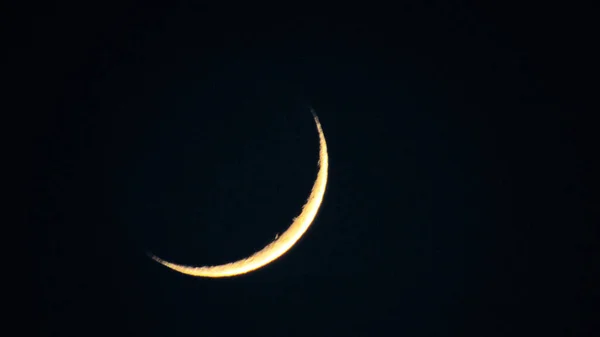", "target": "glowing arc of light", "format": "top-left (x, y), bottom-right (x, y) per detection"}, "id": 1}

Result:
top-left (149, 111), bottom-right (329, 278)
